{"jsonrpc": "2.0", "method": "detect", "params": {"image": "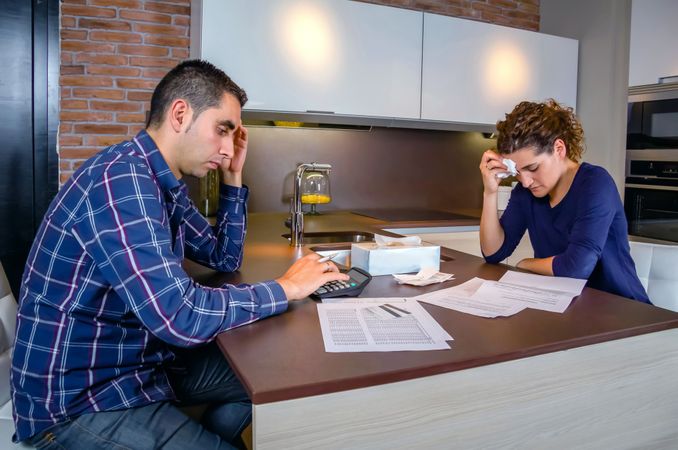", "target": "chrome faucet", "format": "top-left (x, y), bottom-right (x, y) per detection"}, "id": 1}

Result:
top-left (290, 162), bottom-right (332, 246)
